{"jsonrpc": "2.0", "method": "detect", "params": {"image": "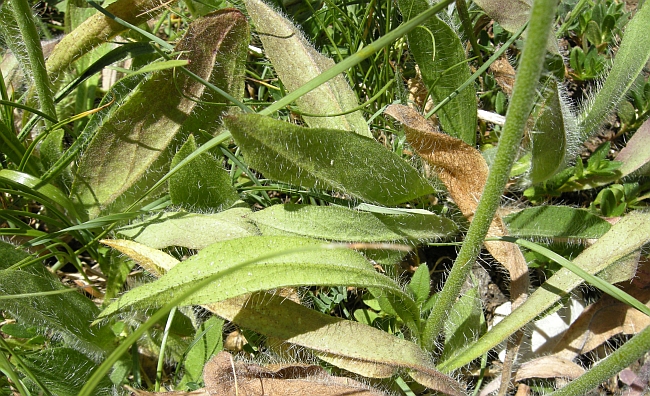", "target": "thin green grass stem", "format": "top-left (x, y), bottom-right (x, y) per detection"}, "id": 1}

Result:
top-left (422, 0), bottom-right (558, 352)
top-left (0, 348), bottom-right (31, 396)
top-left (259, 0), bottom-right (455, 117)
top-left (9, 0), bottom-right (57, 127)
top-left (455, 0), bottom-right (483, 66)
top-left (0, 337), bottom-right (52, 396)
top-left (155, 307), bottom-right (176, 392)
top-left (425, 22), bottom-right (527, 120)
top-left (549, 324), bottom-right (650, 395)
